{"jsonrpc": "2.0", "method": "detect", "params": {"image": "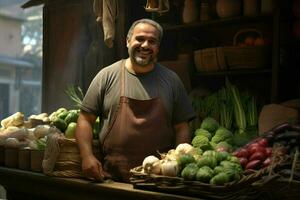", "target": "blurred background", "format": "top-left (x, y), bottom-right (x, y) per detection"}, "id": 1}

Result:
top-left (0, 0), bottom-right (42, 121)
